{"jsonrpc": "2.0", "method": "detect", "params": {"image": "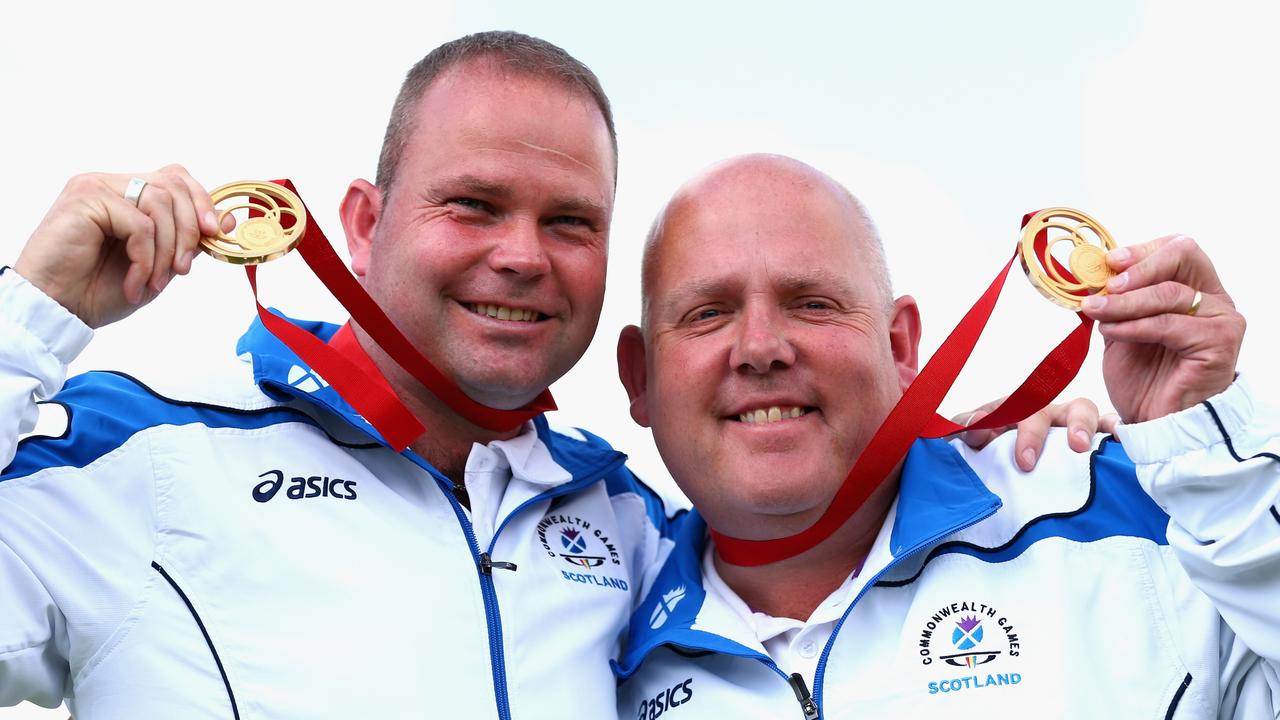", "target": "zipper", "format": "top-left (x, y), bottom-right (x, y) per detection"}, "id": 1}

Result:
top-left (404, 452), bottom-right (515, 720)
top-left (788, 673), bottom-right (821, 719)
top-left (480, 552), bottom-right (518, 574)
top-left (413, 449), bottom-right (624, 719)
top-left (810, 501), bottom-right (999, 708)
